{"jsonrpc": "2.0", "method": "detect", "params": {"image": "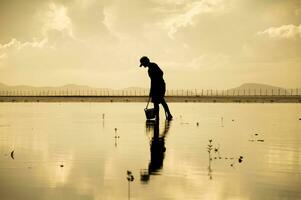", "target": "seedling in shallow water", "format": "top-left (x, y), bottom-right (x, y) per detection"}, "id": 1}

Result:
top-left (207, 140), bottom-right (214, 180)
top-left (249, 132), bottom-right (265, 142)
top-left (207, 140), bottom-right (213, 153)
top-left (10, 150), bottom-right (14, 160)
top-left (206, 139), bottom-right (244, 180)
top-left (126, 170), bottom-right (134, 200)
top-left (60, 160), bottom-right (64, 168)
top-left (127, 170), bottom-right (134, 181)
top-left (114, 128), bottom-right (120, 147)
top-left (214, 143), bottom-right (220, 158)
